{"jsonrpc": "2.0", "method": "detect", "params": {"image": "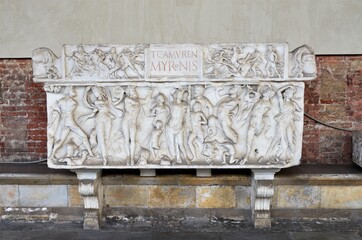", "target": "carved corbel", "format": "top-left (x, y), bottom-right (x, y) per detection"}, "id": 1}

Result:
top-left (251, 168), bottom-right (280, 228)
top-left (73, 170), bottom-right (103, 229)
